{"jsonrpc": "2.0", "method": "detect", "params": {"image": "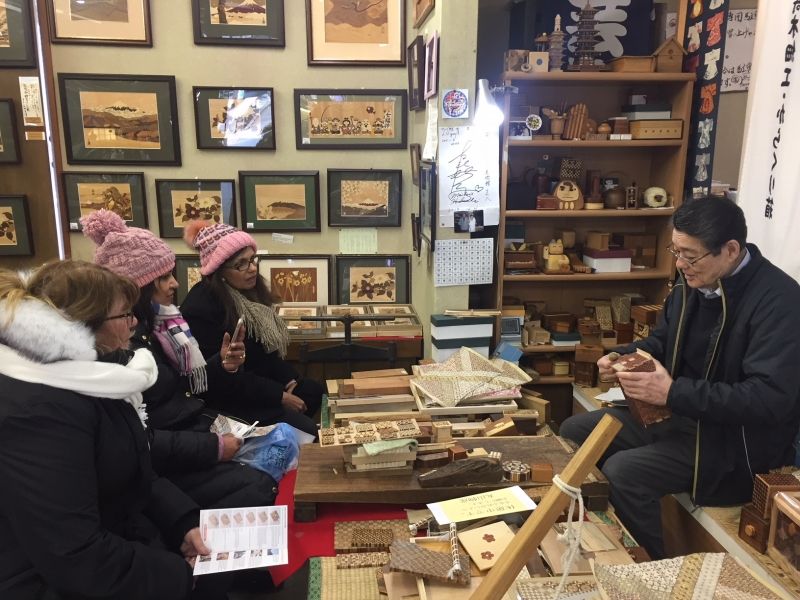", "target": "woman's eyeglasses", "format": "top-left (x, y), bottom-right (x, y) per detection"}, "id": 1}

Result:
top-left (225, 256), bottom-right (259, 272)
top-left (104, 312), bottom-right (135, 322)
top-left (666, 244), bottom-right (712, 267)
